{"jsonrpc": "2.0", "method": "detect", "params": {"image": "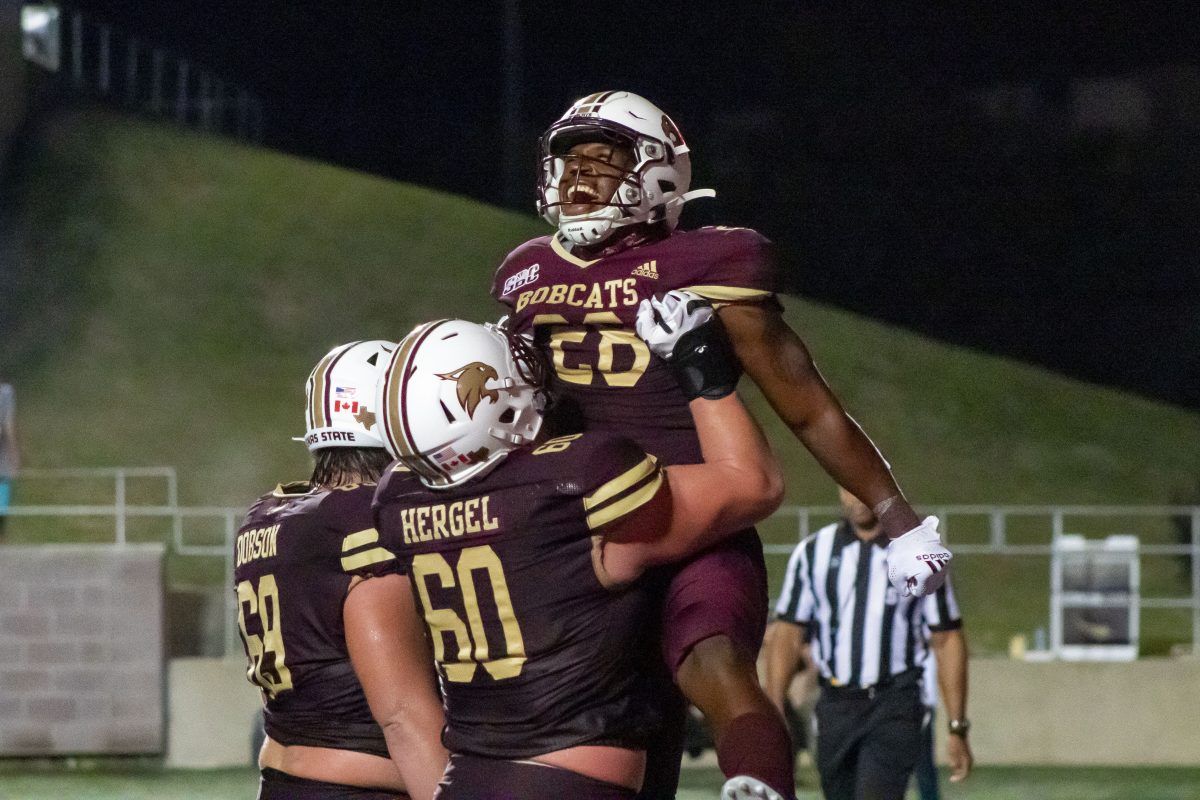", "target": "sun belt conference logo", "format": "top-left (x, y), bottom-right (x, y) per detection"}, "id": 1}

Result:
top-left (503, 264), bottom-right (540, 296)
